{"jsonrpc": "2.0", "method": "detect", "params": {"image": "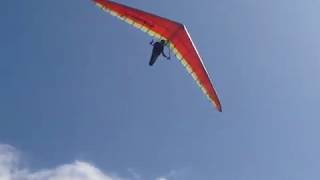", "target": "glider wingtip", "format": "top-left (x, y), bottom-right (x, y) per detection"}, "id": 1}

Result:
top-left (213, 100), bottom-right (222, 112)
top-left (216, 104), bottom-right (222, 112)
